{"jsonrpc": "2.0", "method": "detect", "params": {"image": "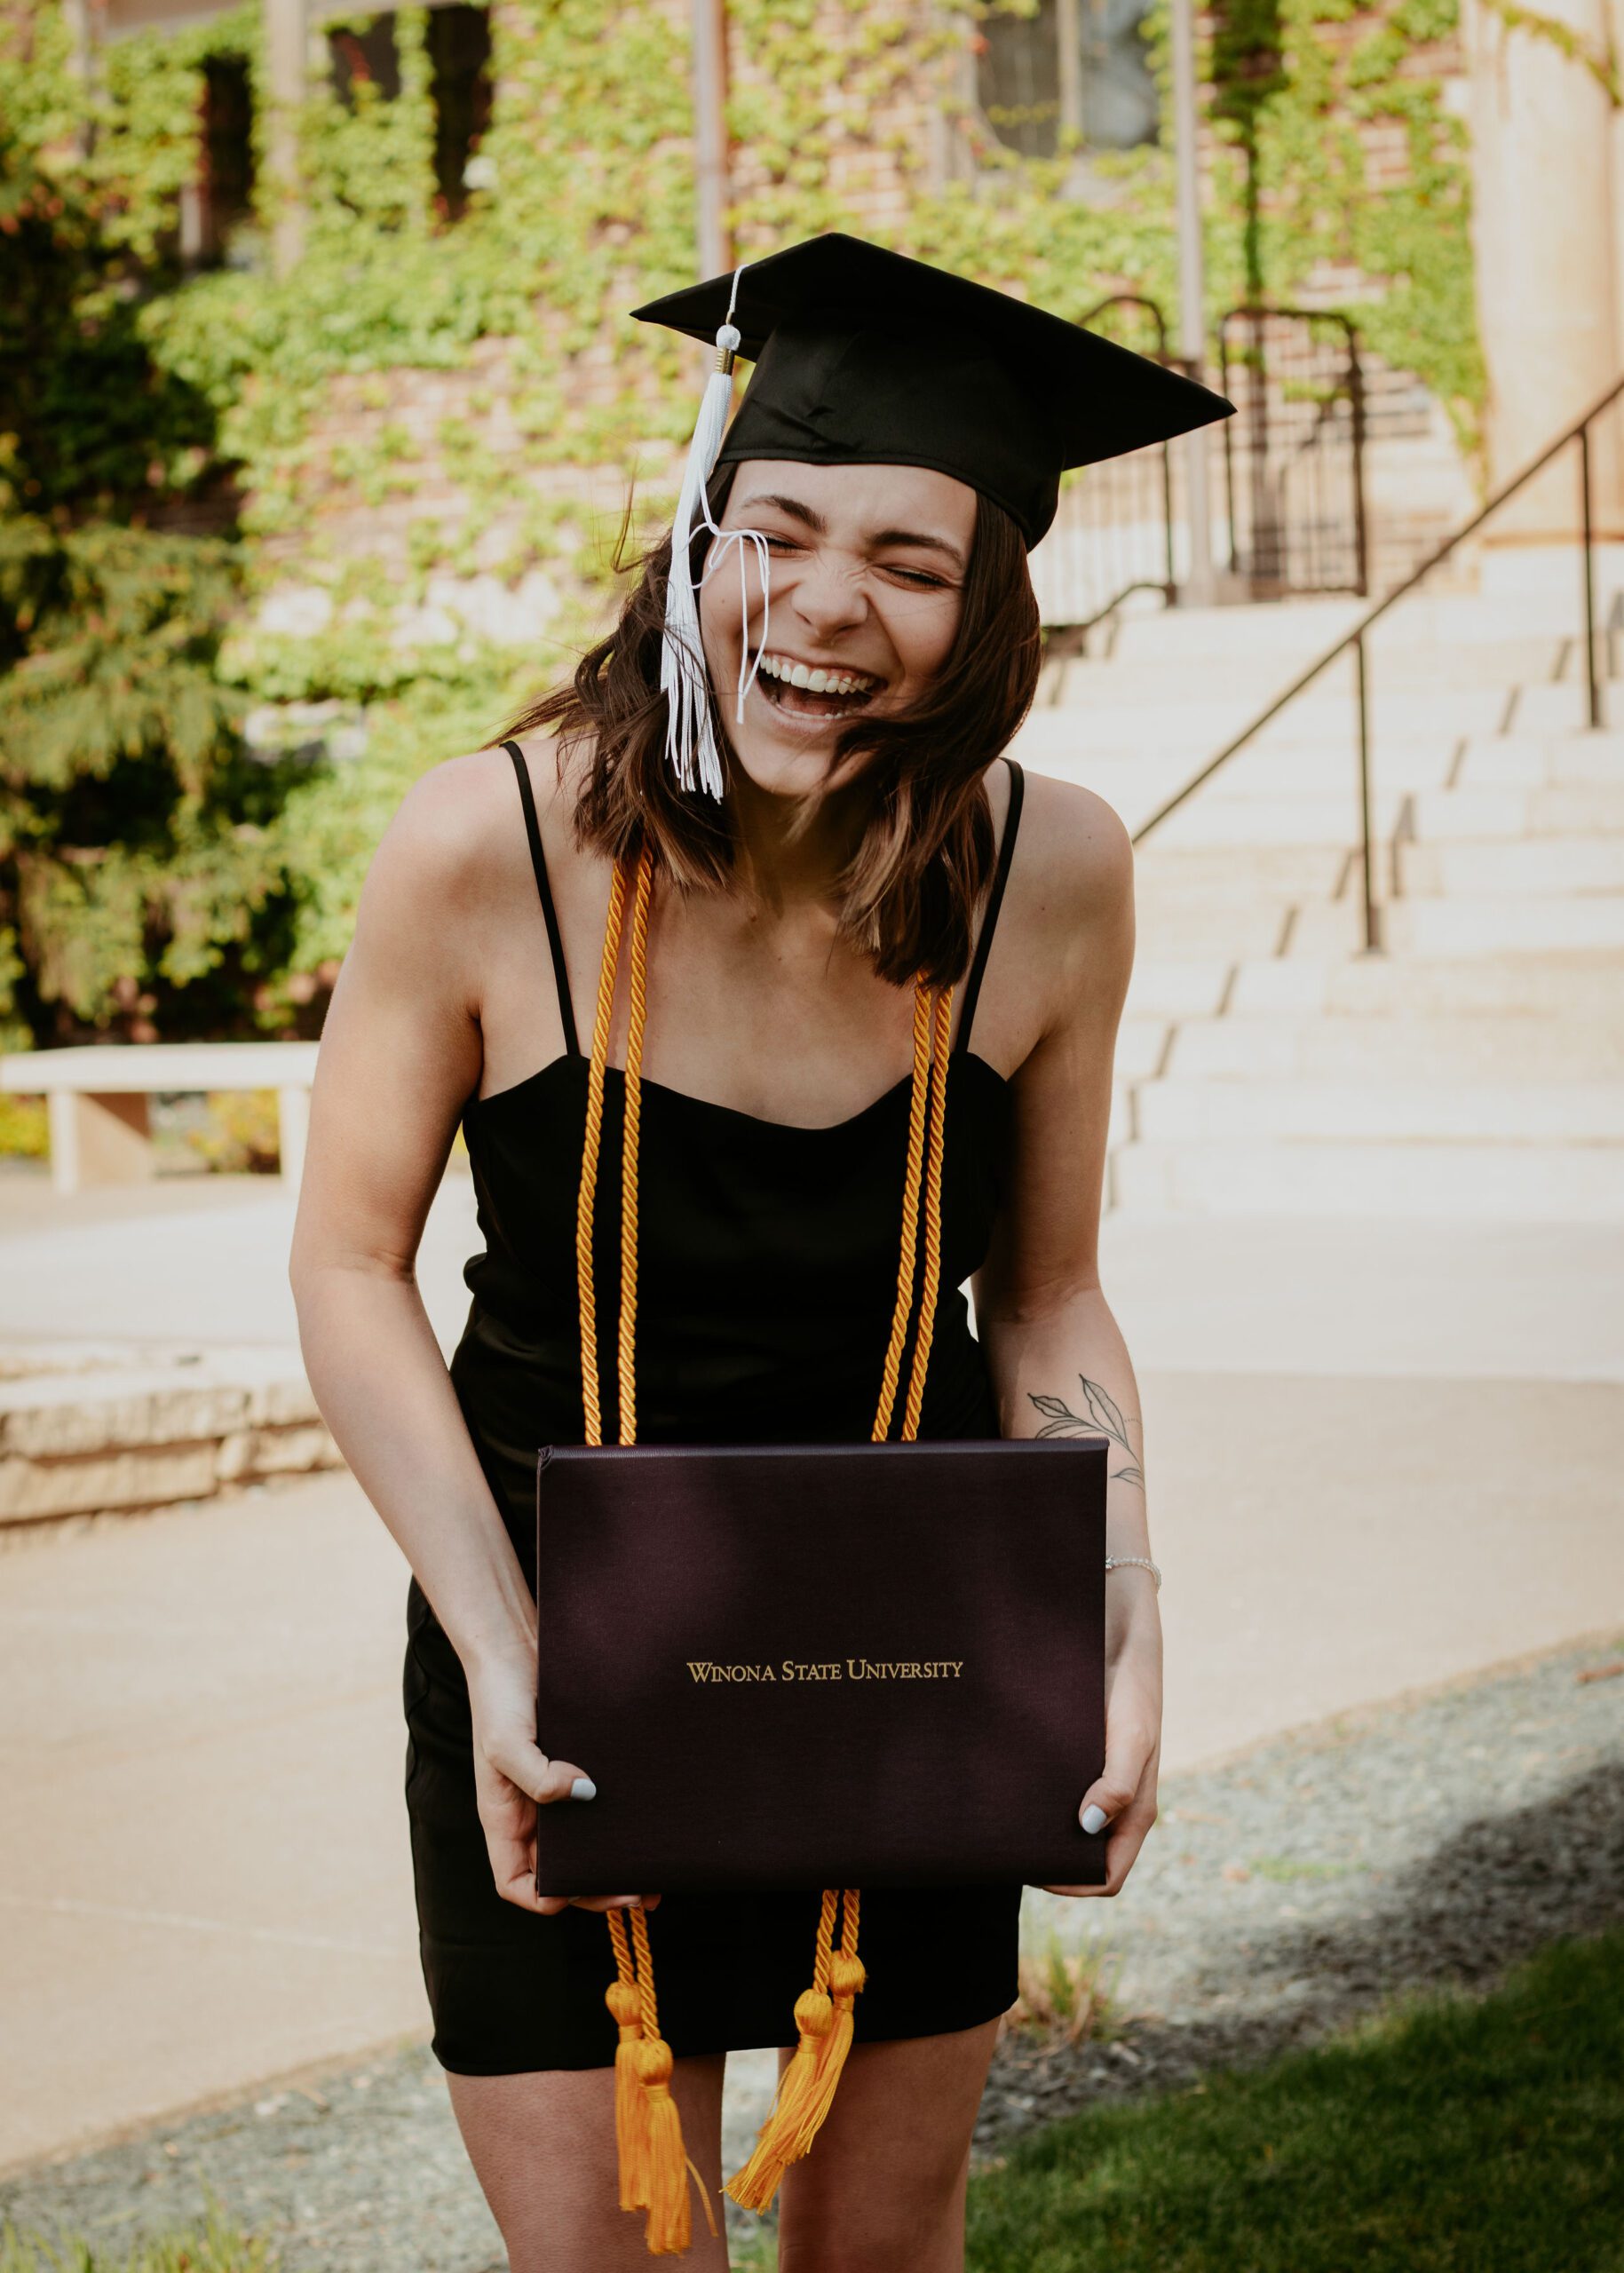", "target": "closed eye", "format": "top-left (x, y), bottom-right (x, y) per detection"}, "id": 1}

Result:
top-left (757, 535), bottom-right (951, 590)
